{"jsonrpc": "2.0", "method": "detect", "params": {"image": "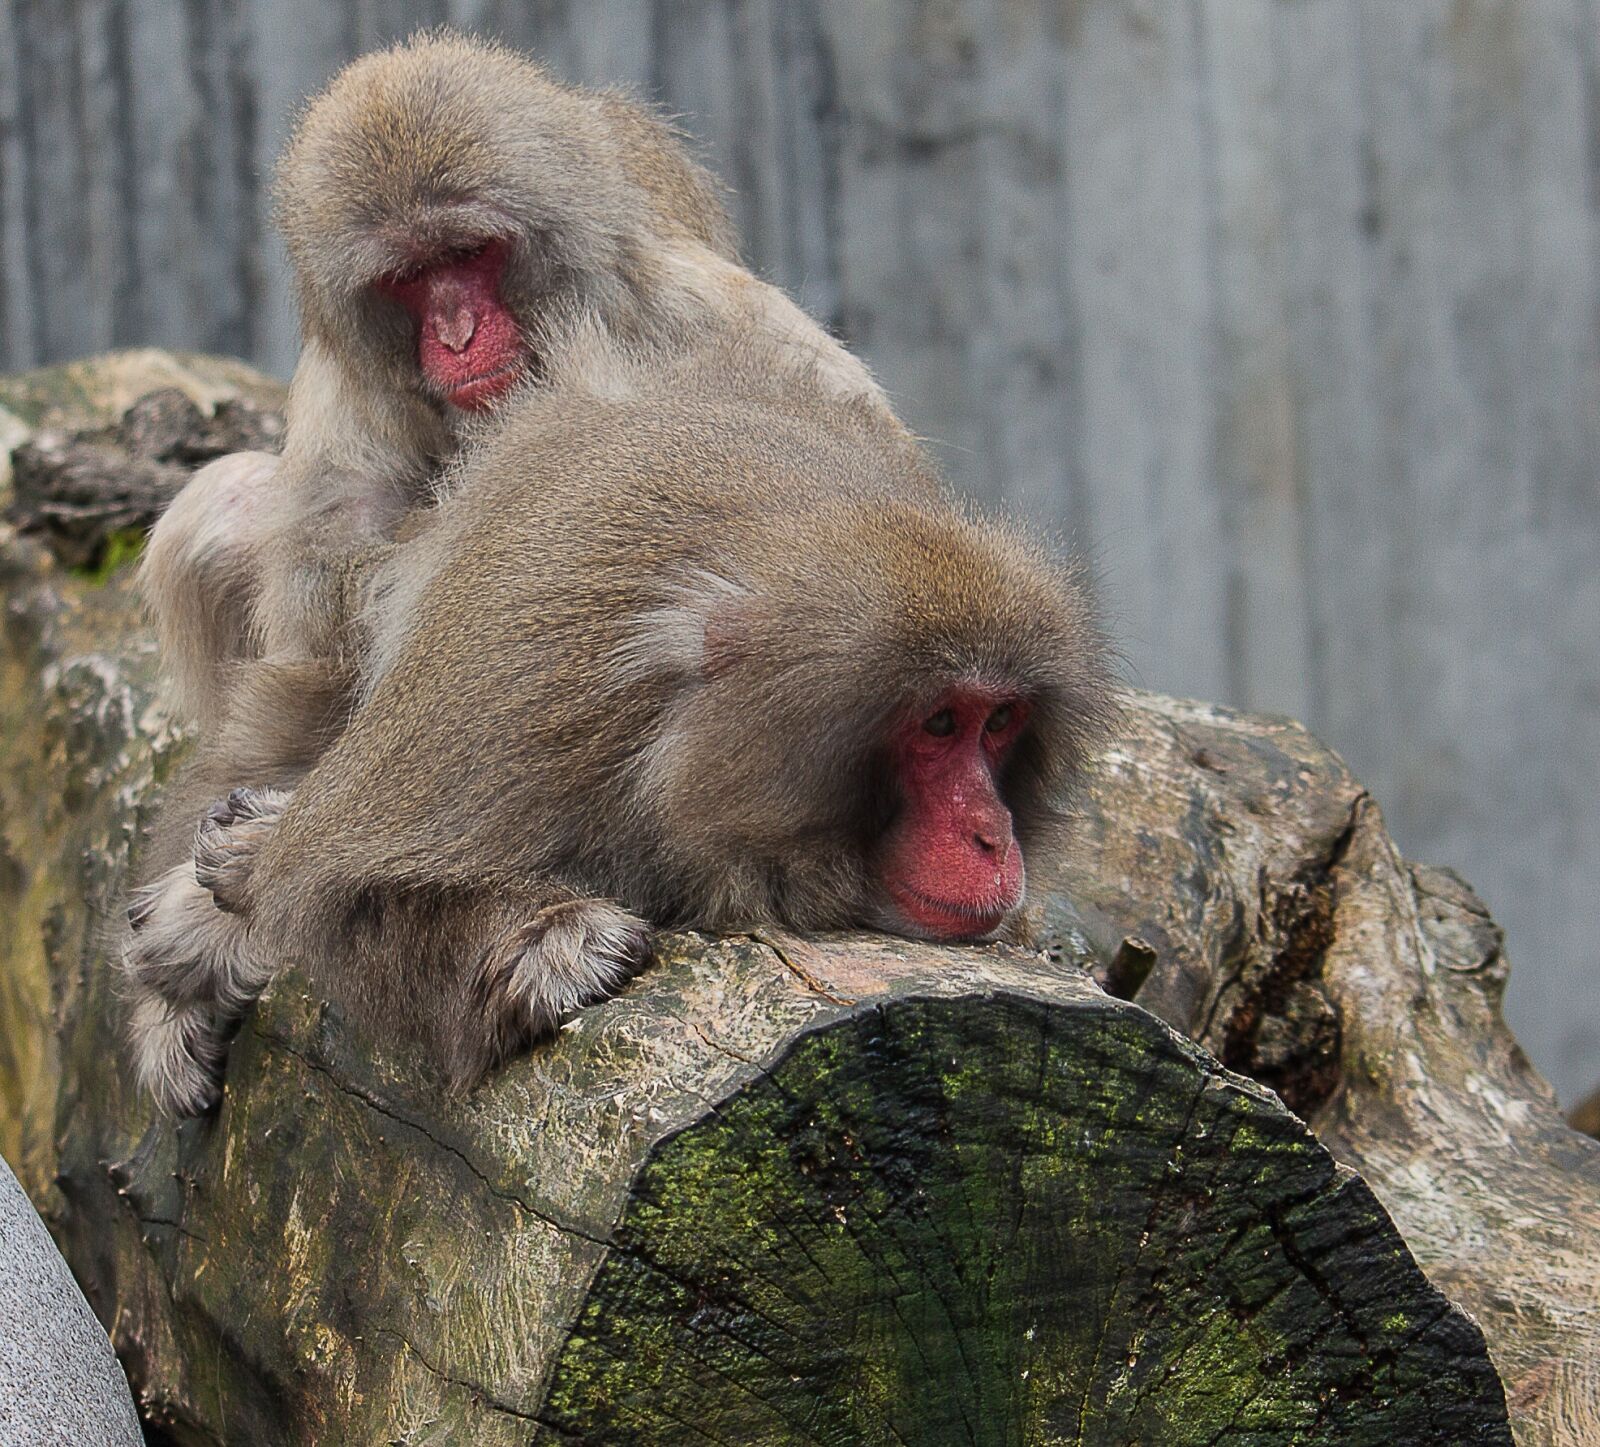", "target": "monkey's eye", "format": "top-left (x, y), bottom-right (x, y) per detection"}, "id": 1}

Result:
top-left (923, 709), bottom-right (957, 738)
top-left (985, 704), bottom-right (1014, 734)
